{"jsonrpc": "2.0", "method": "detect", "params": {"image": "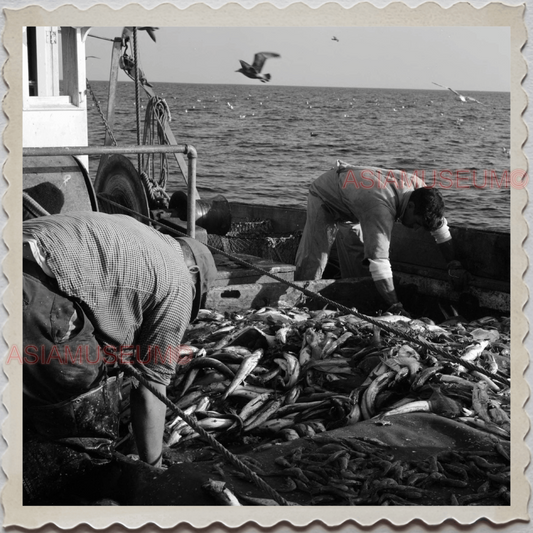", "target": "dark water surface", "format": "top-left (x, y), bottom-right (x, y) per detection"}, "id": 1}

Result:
top-left (87, 82), bottom-right (511, 232)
